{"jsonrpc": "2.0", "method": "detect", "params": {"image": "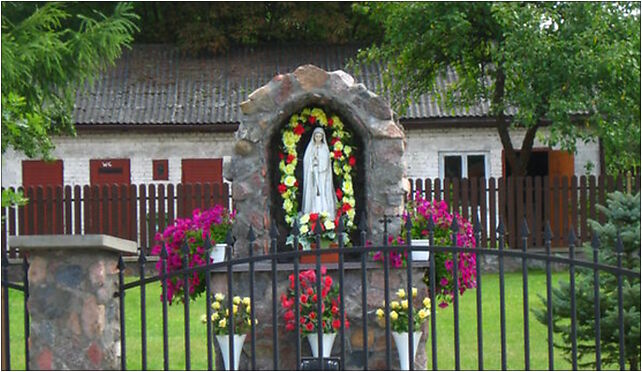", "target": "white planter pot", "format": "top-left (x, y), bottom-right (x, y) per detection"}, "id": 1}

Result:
top-left (392, 331), bottom-right (422, 370)
top-left (306, 333), bottom-right (337, 358)
top-left (216, 334), bottom-right (246, 370)
top-left (210, 243), bottom-right (227, 263)
top-left (410, 239), bottom-right (430, 261)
